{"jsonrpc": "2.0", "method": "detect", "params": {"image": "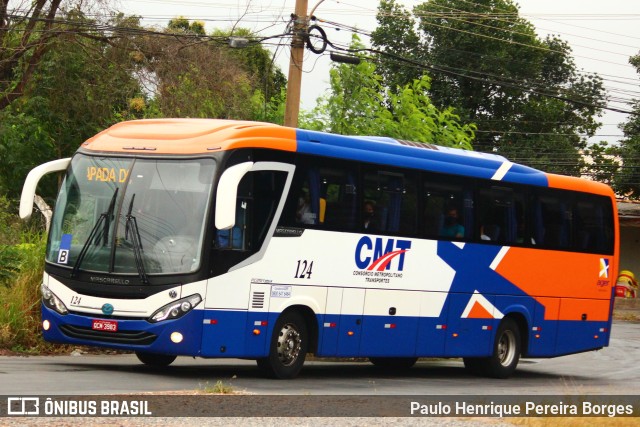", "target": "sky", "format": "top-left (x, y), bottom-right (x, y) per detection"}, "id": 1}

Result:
top-left (118, 0), bottom-right (640, 144)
